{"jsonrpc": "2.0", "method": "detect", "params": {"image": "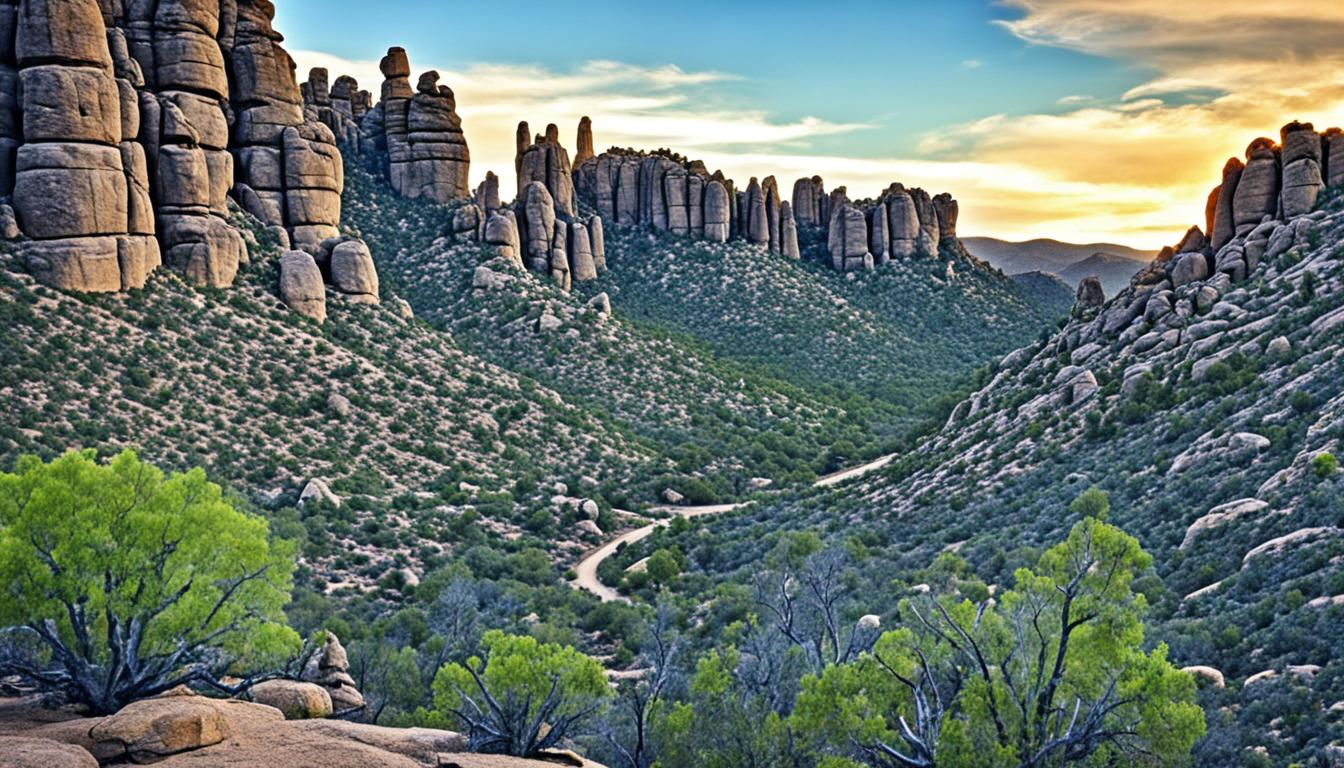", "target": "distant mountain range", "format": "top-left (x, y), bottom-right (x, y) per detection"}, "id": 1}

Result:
top-left (963, 236), bottom-right (1153, 296)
